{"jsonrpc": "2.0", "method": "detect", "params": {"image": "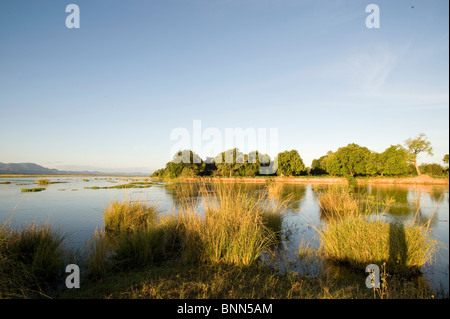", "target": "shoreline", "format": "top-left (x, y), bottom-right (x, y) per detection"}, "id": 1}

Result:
top-left (177, 175), bottom-right (449, 185)
top-left (1, 174), bottom-right (448, 185)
